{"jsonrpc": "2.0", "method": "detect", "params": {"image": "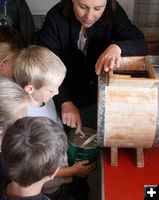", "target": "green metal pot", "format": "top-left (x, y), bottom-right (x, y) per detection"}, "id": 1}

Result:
top-left (68, 127), bottom-right (98, 166)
